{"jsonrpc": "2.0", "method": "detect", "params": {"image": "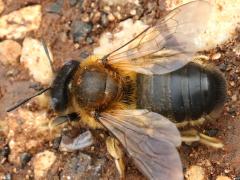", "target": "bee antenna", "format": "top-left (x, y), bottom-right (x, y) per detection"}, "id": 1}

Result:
top-left (6, 87), bottom-right (51, 112)
top-left (41, 38), bottom-right (55, 73)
